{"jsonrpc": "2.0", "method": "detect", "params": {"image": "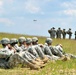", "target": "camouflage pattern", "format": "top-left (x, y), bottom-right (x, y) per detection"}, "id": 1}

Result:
top-left (51, 27), bottom-right (56, 38)
top-left (48, 28), bottom-right (52, 38)
top-left (51, 45), bottom-right (64, 57)
top-left (18, 37), bottom-right (26, 43)
top-left (74, 31), bottom-right (76, 40)
top-left (8, 53), bottom-right (37, 69)
top-left (62, 29), bottom-right (66, 39)
top-left (67, 28), bottom-right (72, 39)
top-left (18, 37), bottom-right (37, 60)
top-left (26, 38), bottom-right (39, 58)
top-left (33, 45), bottom-right (45, 59)
top-left (56, 28), bottom-right (62, 39)
top-left (27, 46), bottom-right (39, 58)
top-left (48, 27), bottom-right (56, 38)
top-left (1, 38), bottom-right (10, 44)
top-left (10, 38), bottom-right (22, 52)
top-left (0, 46), bottom-right (14, 68)
top-left (32, 37), bottom-right (48, 59)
